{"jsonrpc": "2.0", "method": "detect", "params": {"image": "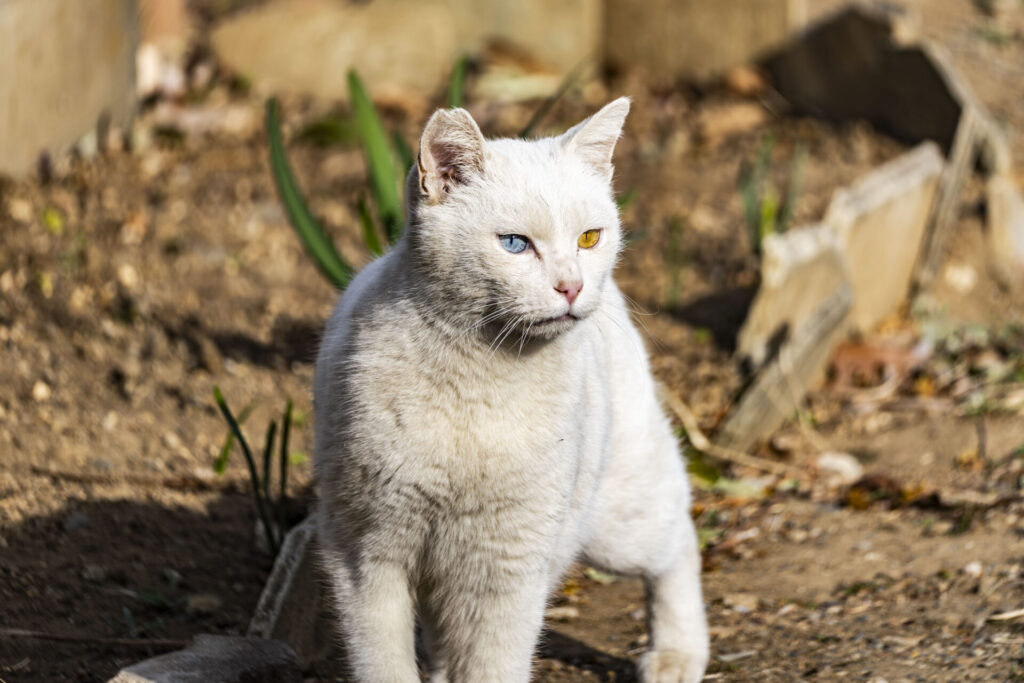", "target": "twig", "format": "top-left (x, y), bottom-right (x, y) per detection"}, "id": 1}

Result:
top-left (989, 607), bottom-right (1024, 622)
top-left (0, 627), bottom-right (186, 650)
top-left (660, 388), bottom-right (797, 476)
